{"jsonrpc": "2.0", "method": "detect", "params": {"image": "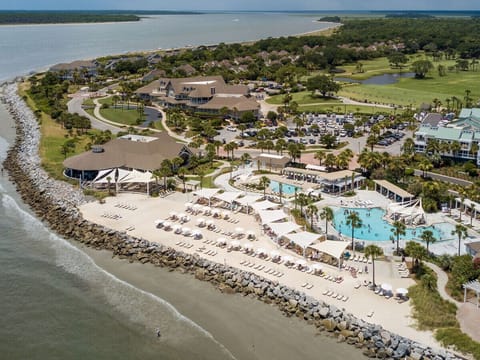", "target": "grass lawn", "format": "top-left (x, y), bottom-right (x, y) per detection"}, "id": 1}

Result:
top-left (336, 56), bottom-right (480, 107)
top-left (266, 91), bottom-right (342, 106)
top-left (299, 103), bottom-right (395, 115)
top-left (99, 107), bottom-right (142, 126)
